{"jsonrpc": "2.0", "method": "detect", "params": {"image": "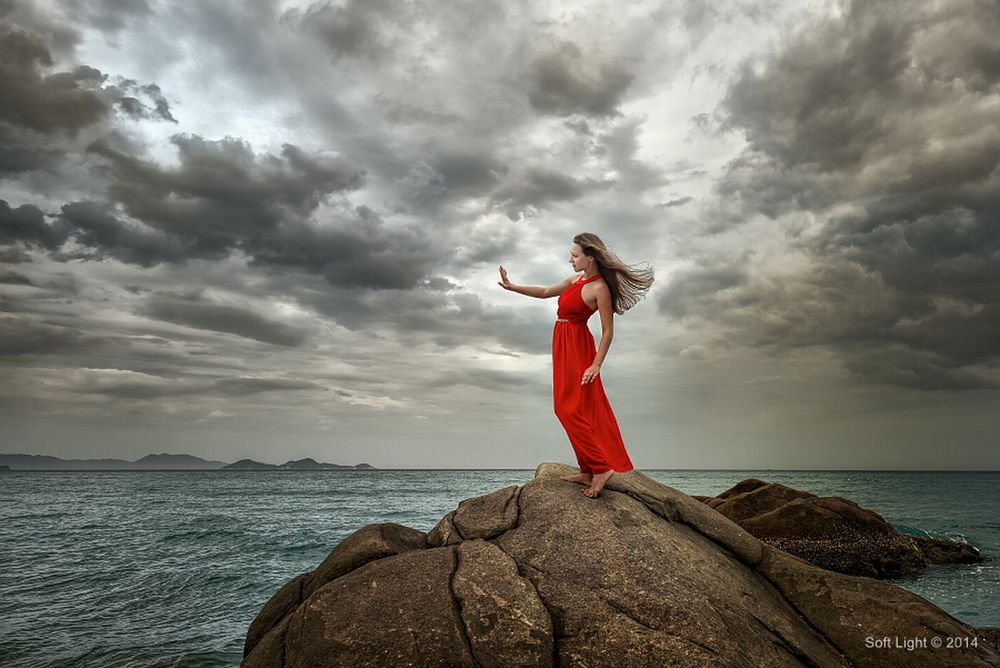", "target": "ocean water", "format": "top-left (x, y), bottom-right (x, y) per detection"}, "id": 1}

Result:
top-left (1, 468), bottom-right (997, 667)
